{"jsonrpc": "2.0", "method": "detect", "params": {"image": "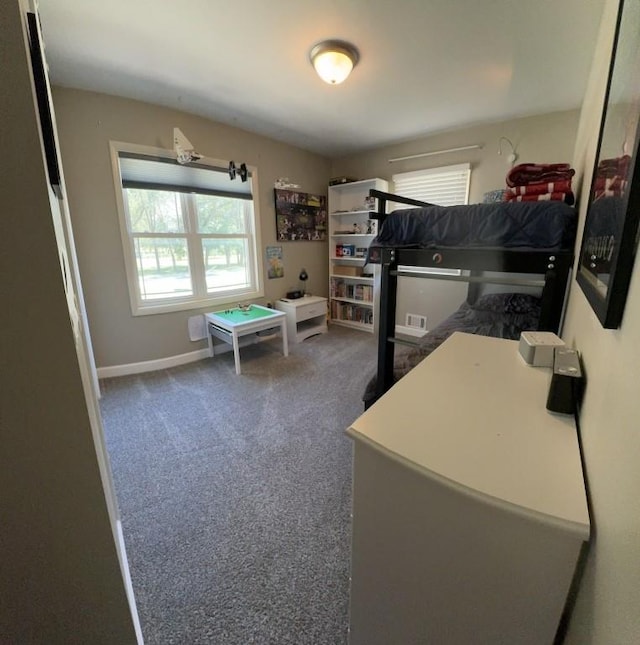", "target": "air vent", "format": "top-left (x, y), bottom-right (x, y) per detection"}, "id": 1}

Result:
top-left (406, 313), bottom-right (427, 330)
